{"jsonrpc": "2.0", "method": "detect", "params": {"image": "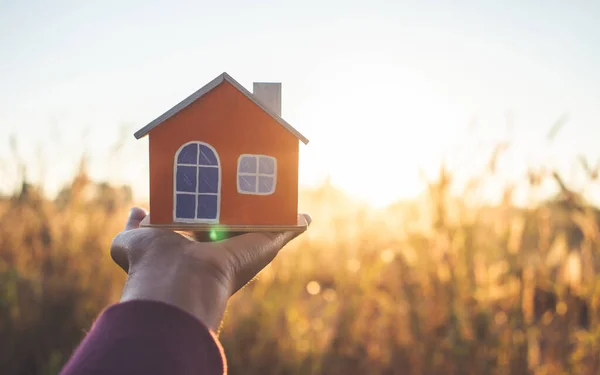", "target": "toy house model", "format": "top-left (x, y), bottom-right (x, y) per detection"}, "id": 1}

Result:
top-left (133, 72), bottom-right (309, 232)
